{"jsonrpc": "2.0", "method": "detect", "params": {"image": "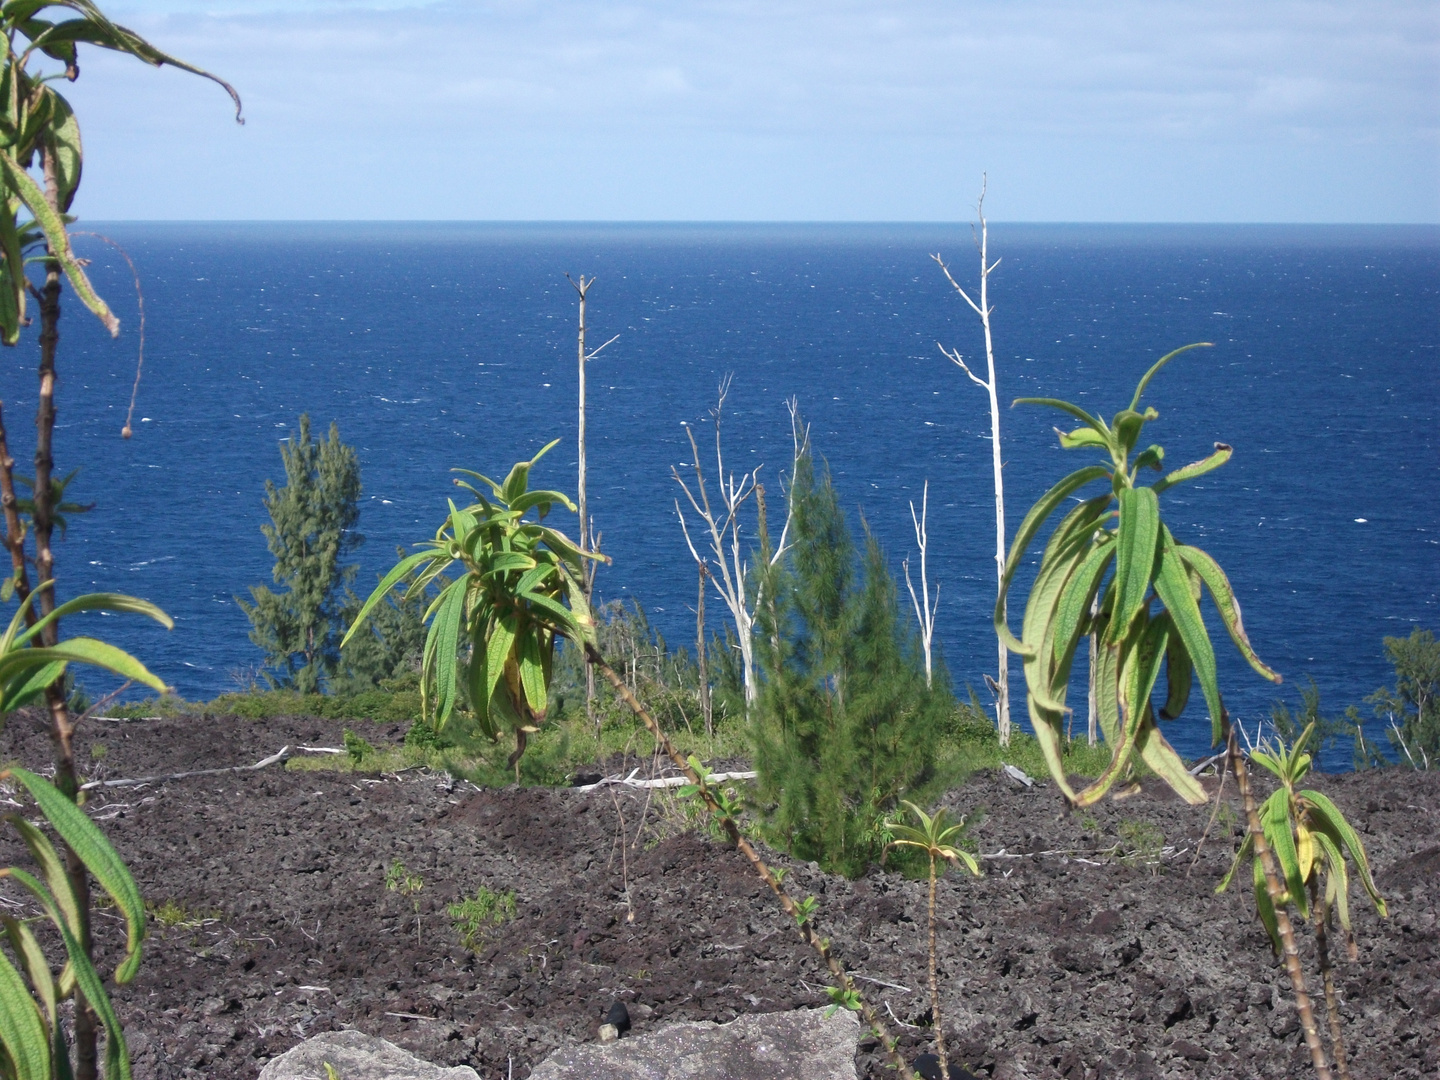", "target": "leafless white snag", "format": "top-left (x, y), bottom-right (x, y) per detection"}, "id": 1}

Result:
top-left (934, 176), bottom-right (1012, 746)
top-left (903, 480), bottom-right (939, 689)
top-left (672, 381), bottom-right (803, 709)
